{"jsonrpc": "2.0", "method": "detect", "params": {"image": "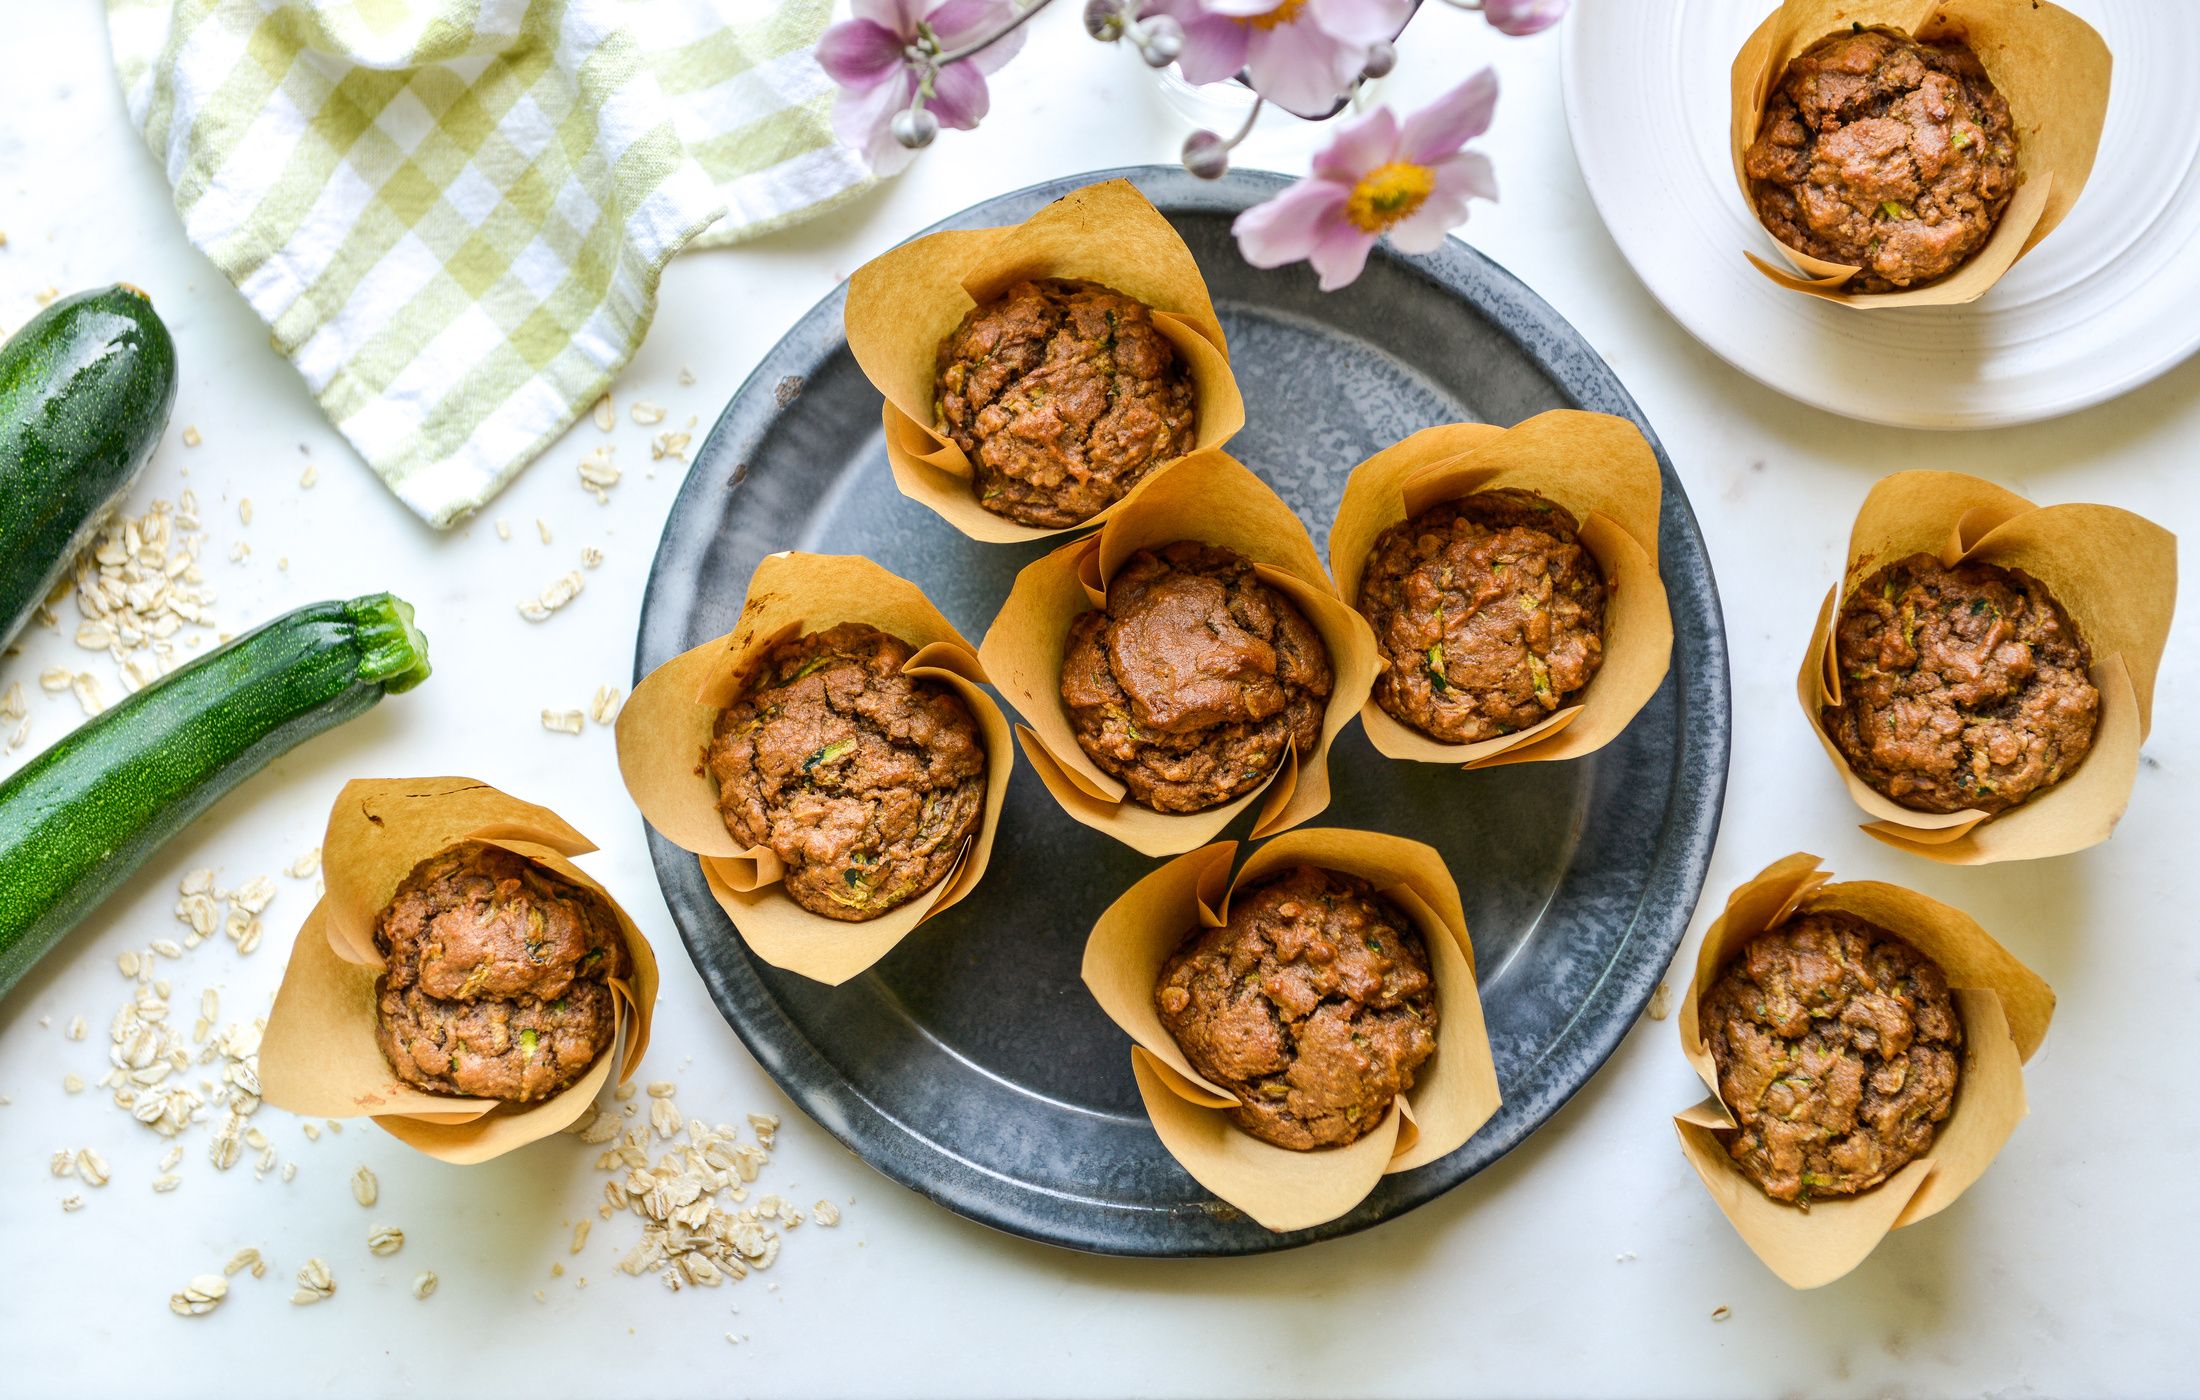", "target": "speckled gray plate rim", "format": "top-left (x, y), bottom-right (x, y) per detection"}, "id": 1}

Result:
top-left (634, 166), bottom-right (1732, 1258)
